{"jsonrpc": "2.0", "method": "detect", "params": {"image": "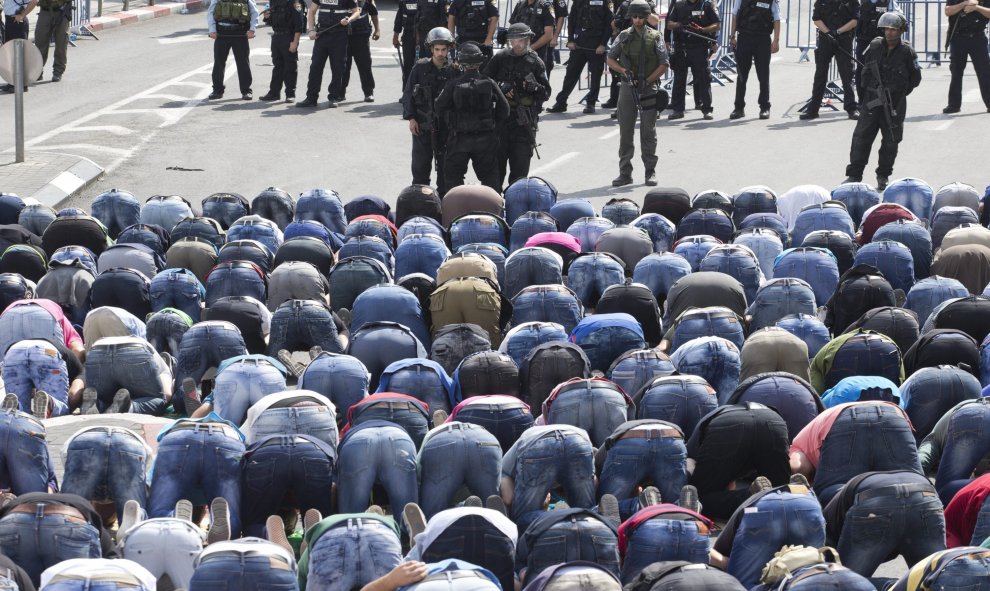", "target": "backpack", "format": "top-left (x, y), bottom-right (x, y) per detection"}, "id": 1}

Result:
top-left (677, 208), bottom-right (736, 242)
top-left (510, 212), bottom-right (558, 253)
top-left (267, 260), bottom-right (329, 312)
top-left (642, 186), bottom-right (692, 225)
top-left (823, 264), bottom-right (896, 333)
top-left (873, 220), bottom-right (932, 280)
top-left (842, 306), bottom-right (919, 356)
top-left (205, 260), bottom-right (268, 308)
top-left (273, 236), bottom-right (334, 276)
top-left (338, 235), bottom-right (395, 271)
top-left (171, 217), bottom-right (227, 250)
top-left (453, 350), bottom-right (519, 399)
top-left (903, 329), bottom-right (980, 378)
top-left (882, 177), bottom-right (934, 223)
top-left (760, 546), bottom-right (841, 586)
top-left (602, 197), bottom-right (641, 226)
top-left (672, 235), bottom-right (722, 272)
top-left (430, 323), bottom-right (492, 375)
top-left (222, 239), bottom-right (276, 273)
top-left (790, 201), bottom-right (855, 247)
top-left (625, 561), bottom-right (747, 591)
top-left (504, 247), bottom-right (564, 299)
top-left (596, 280), bottom-right (663, 347)
top-left (395, 184), bottom-right (443, 228)
top-left (632, 213), bottom-right (678, 253)
top-left (607, 348), bottom-right (676, 399)
top-left (504, 176), bottom-right (558, 224)
top-left (519, 341), bottom-right (591, 411)
top-left (891, 548), bottom-right (990, 591)
top-left (327, 256), bottom-right (393, 312)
